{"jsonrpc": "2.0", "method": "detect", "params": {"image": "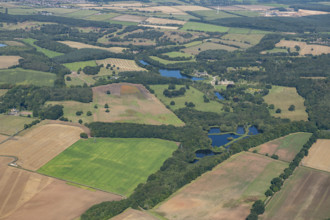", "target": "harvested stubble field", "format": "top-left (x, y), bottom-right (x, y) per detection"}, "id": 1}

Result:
top-left (111, 15), bottom-right (146, 22)
top-left (150, 85), bottom-right (223, 114)
top-left (155, 152), bottom-right (287, 220)
top-left (59, 41), bottom-right (125, 53)
top-left (0, 56), bottom-right (21, 69)
top-left (221, 34), bottom-right (265, 47)
top-left (0, 135), bottom-right (8, 143)
top-left (301, 139), bottom-right (330, 172)
top-left (145, 17), bottom-right (186, 25)
top-left (96, 58), bottom-right (145, 72)
top-left (0, 123), bottom-right (83, 170)
top-left (264, 86), bottom-right (308, 121)
top-left (0, 157), bottom-right (121, 220)
top-left (262, 166), bottom-right (330, 220)
top-left (183, 42), bottom-right (237, 55)
top-left (48, 83), bottom-right (184, 126)
top-left (38, 138), bottom-right (178, 196)
top-left (111, 208), bottom-right (158, 220)
top-left (275, 40), bottom-right (330, 56)
top-left (250, 132), bottom-right (312, 162)
top-left (0, 115), bottom-right (34, 136)
top-left (173, 5), bottom-right (211, 11)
